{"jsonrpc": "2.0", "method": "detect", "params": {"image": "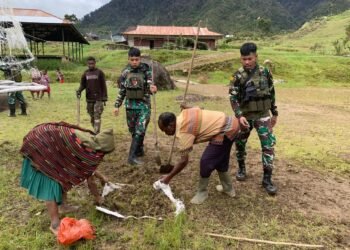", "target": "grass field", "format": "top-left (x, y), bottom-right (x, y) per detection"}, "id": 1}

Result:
top-left (0, 9), bottom-right (350, 249)
top-left (0, 80), bottom-right (349, 249)
top-left (275, 10), bottom-right (350, 53)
